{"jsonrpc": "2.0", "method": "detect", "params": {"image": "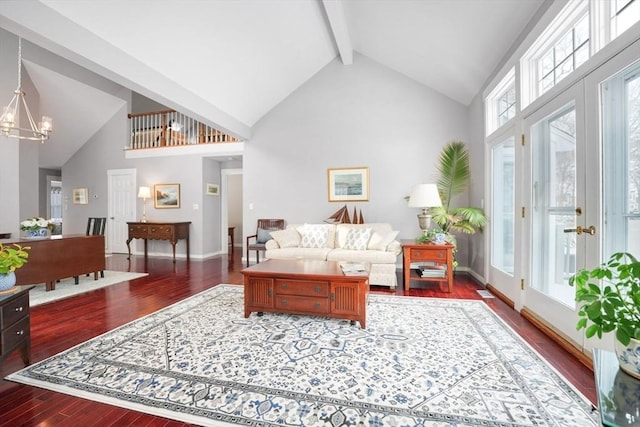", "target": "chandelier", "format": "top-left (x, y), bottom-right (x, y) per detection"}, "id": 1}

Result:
top-left (0, 37), bottom-right (52, 143)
